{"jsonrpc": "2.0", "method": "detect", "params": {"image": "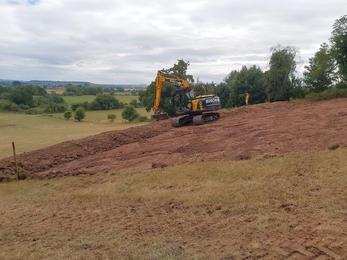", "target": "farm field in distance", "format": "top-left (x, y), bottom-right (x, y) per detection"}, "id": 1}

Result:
top-left (0, 111), bottom-right (150, 160)
top-left (0, 93), bottom-right (152, 159)
top-left (62, 94), bottom-right (141, 108)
